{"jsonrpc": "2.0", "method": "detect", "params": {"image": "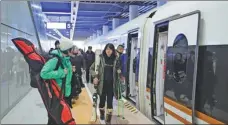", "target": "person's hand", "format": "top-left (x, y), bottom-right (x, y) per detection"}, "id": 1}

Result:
top-left (117, 69), bottom-right (121, 74)
top-left (93, 77), bottom-right (99, 85)
top-left (64, 68), bottom-right (68, 75)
